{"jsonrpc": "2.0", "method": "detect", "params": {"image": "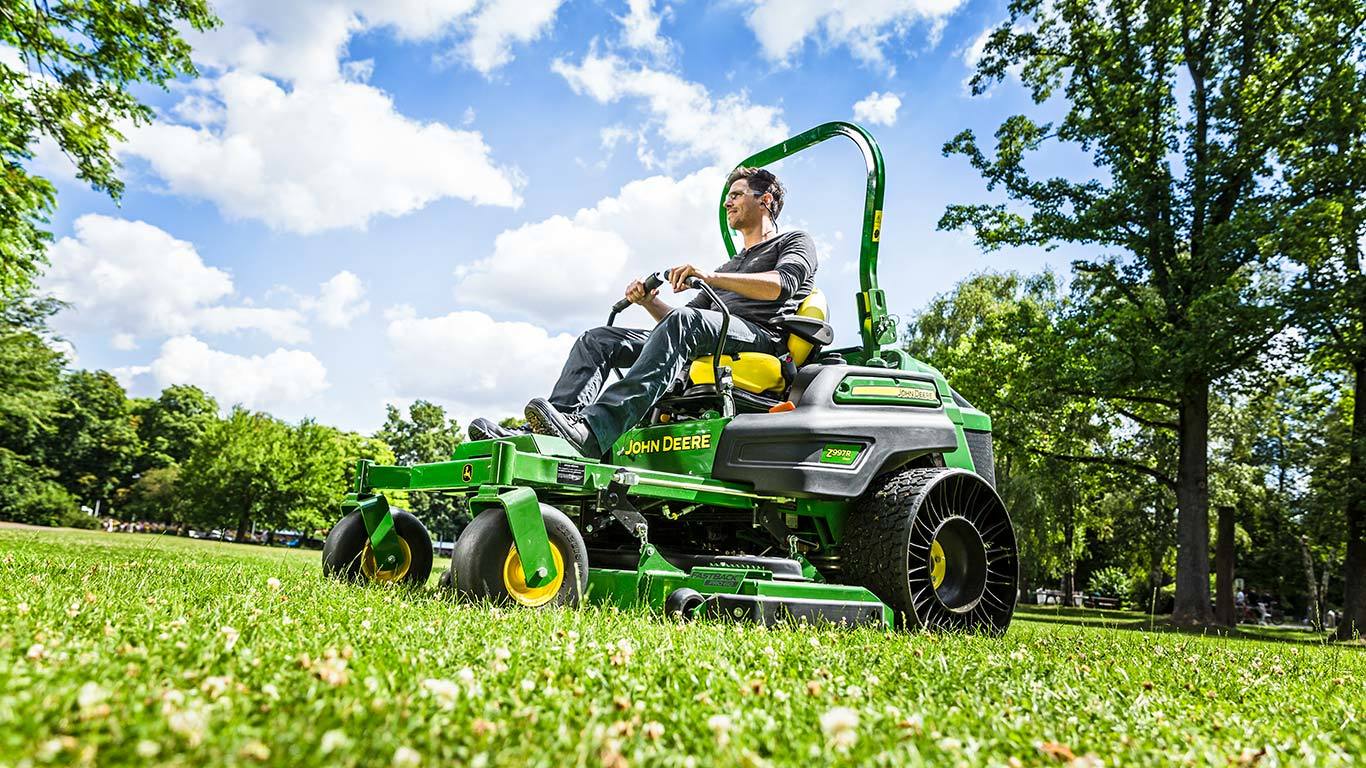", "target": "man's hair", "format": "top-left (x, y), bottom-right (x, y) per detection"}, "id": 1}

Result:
top-left (727, 167), bottom-right (785, 223)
